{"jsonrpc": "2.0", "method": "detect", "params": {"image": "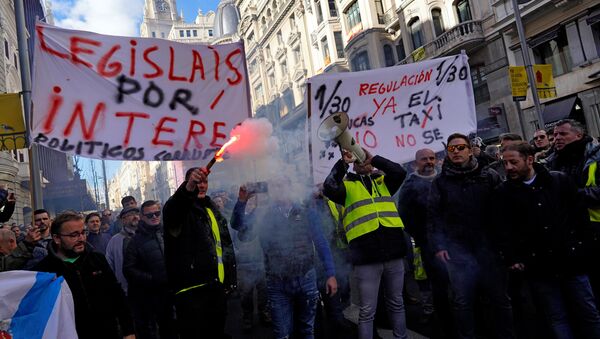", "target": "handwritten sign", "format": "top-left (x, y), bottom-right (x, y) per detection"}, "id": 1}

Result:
top-left (31, 22), bottom-right (251, 161)
top-left (307, 54), bottom-right (476, 184)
